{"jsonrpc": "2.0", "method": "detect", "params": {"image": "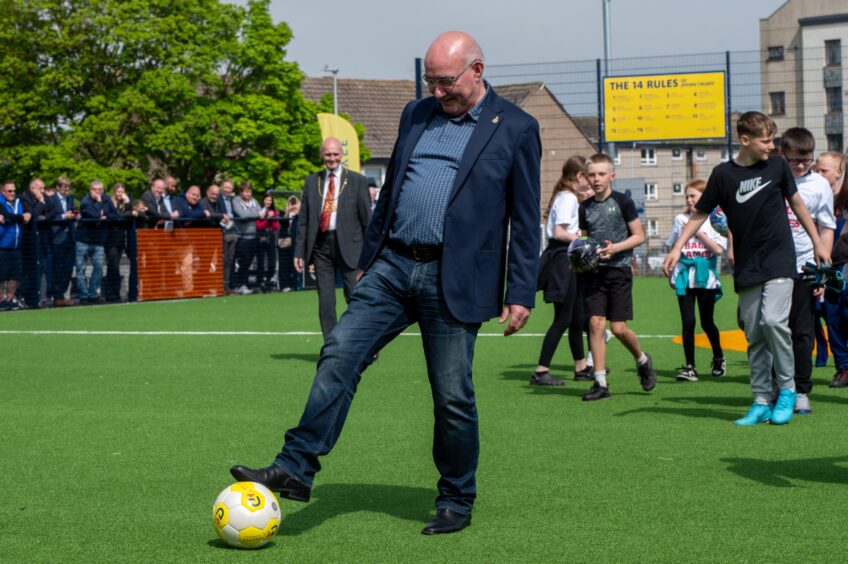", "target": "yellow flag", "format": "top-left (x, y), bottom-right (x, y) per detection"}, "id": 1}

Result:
top-left (317, 113), bottom-right (360, 172)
